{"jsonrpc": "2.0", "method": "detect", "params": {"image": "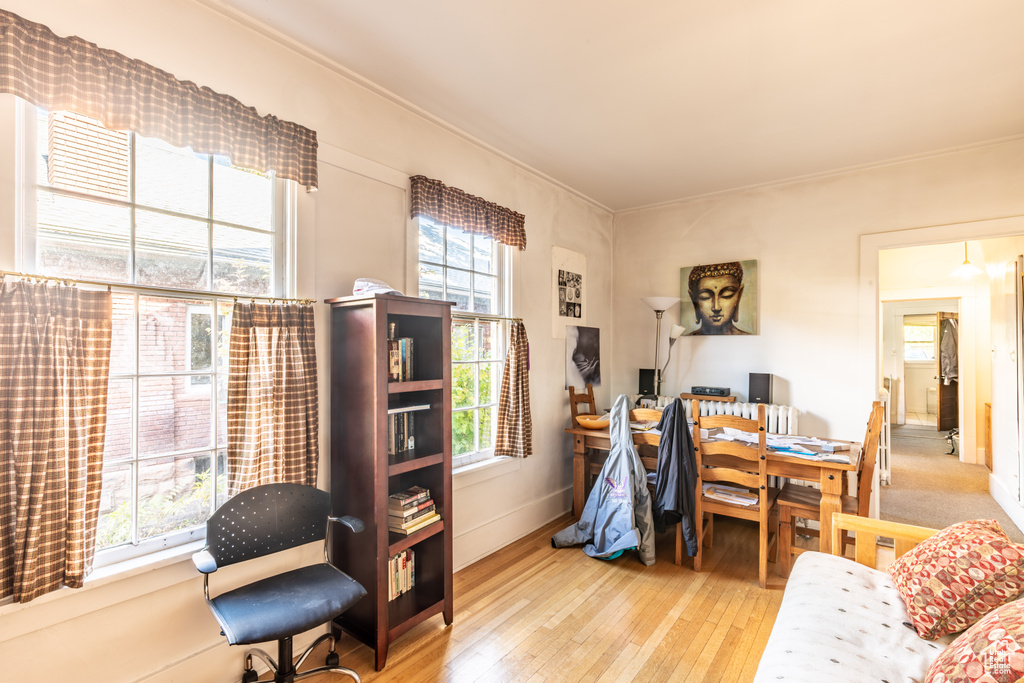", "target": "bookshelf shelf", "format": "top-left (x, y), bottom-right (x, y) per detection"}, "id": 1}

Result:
top-left (325, 293), bottom-right (454, 671)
